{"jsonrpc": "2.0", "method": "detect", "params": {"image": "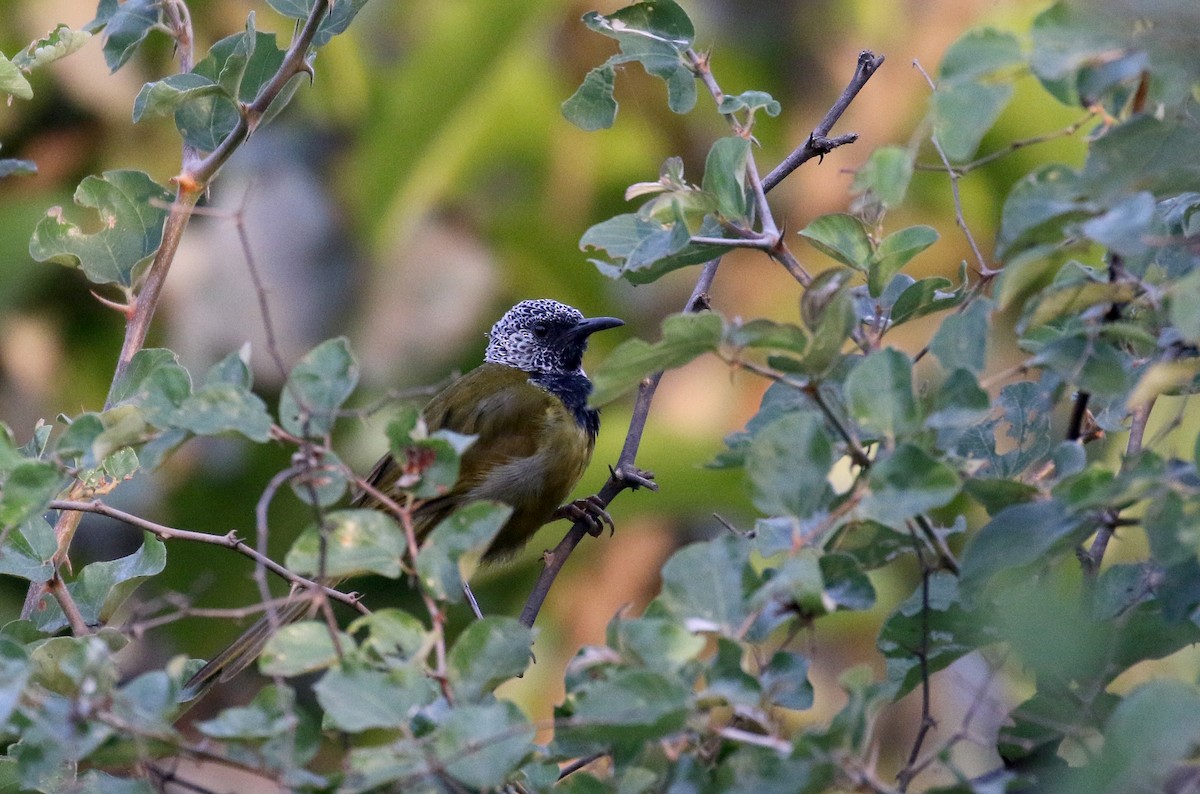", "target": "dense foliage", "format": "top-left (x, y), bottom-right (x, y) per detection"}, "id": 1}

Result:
top-left (1, 0), bottom-right (1199, 792)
